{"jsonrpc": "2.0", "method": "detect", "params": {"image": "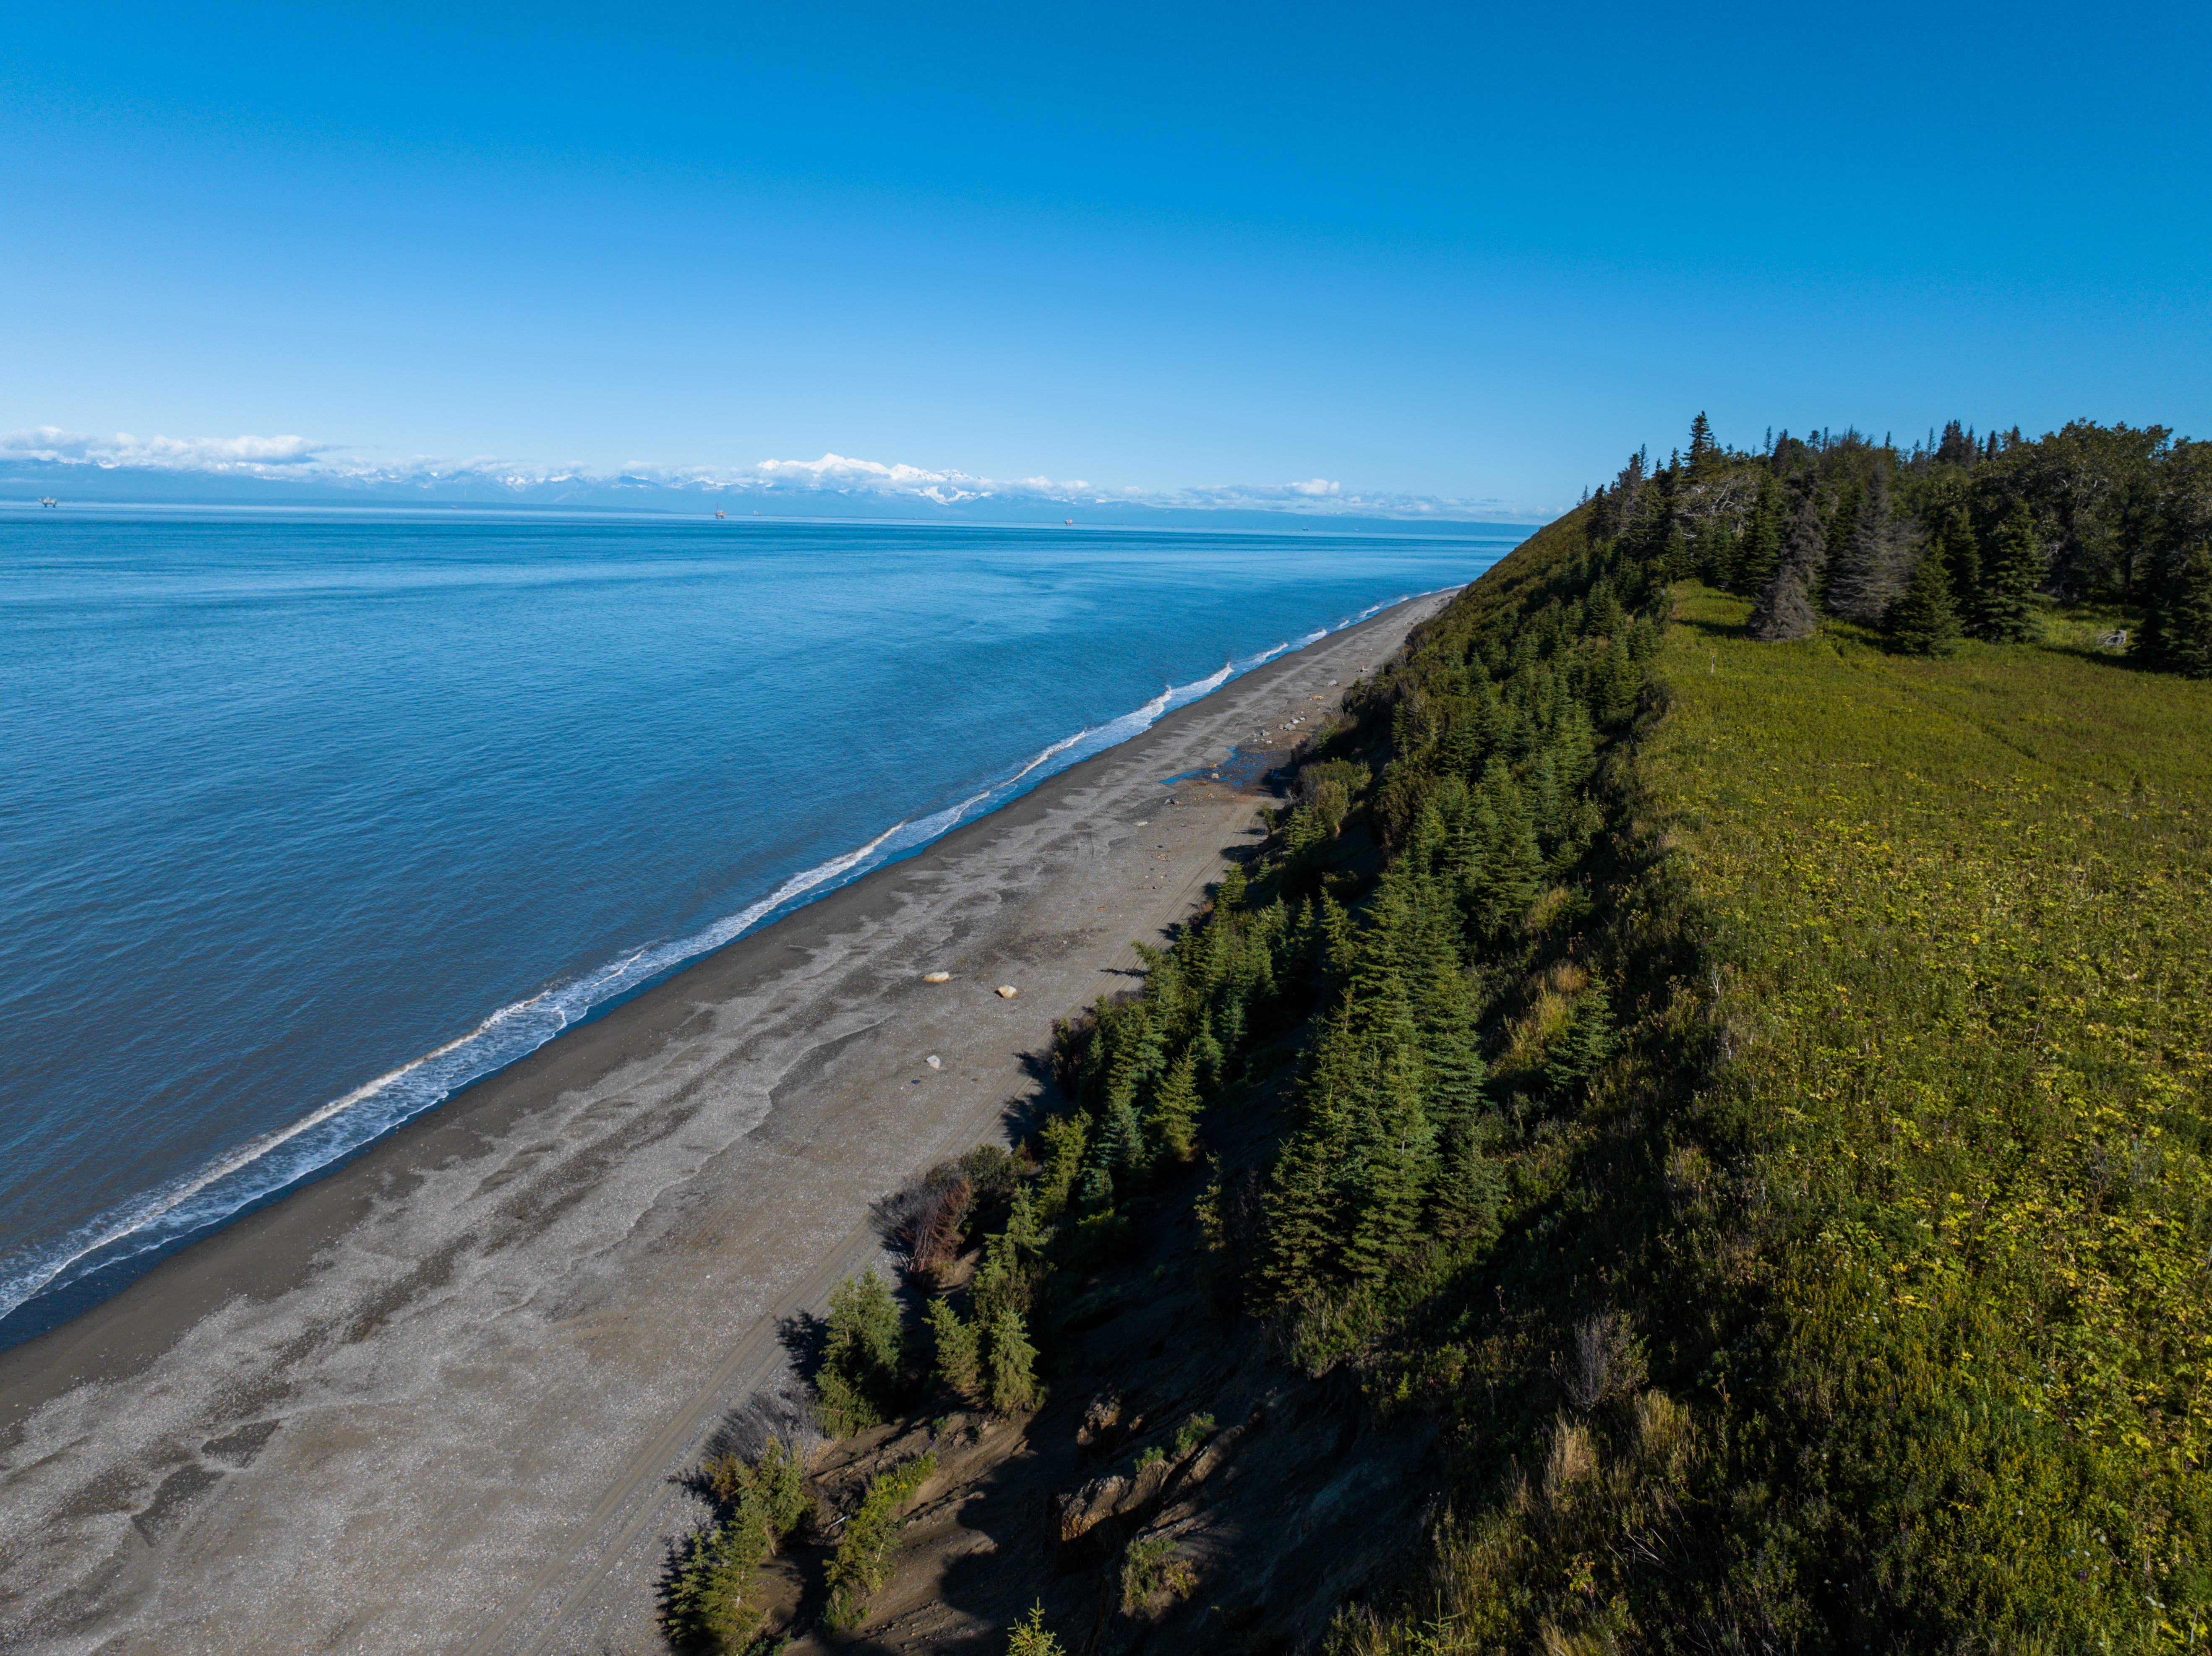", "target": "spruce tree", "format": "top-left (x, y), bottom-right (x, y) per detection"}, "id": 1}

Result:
top-left (1819, 484), bottom-right (1862, 606)
top-left (1700, 522), bottom-right (1740, 589)
top-left (1544, 989), bottom-right (1616, 1097)
top-left (1428, 1123), bottom-right (1505, 1245)
top-left (1586, 580), bottom-right (1625, 637)
top-left (816, 1268), bottom-right (905, 1434)
top-left (1825, 476), bottom-right (1907, 625)
top-left (1940, 506), bottom-right (1982, 611)
top-left (1001, 1180), bottom-right (1041, 1258)
top-left (1886, 546), bottom-right (1962, 656)
top-left (1417, 988), bottom-right (1489, 1142)
top-left (1189, 1010), bottom-right (1225, 1095)
top-left (1737, 477), bottom-right (1783, 594)
top-left (1077, 1159), bottom-right (1115, 1213)
top-left (1935, 419), bottom-right (1977, 466)
top-left (983, 1307), bottom-right (1038, 1414)
top-left (2139, 542), bottom-right (2212, 677)
top-left (1336, 1043), bottom-right (1435, 1282)
top-left (1255, 1004), bottom-right (1358, 1306)
top-left (1589, 638), bottom-right (1640, 724)
top-left (1747, 490), bottom-right (1824, 641)
top-left (925, 1299), bottom-right (982, 1405)
top-left (1687, 410), bottom-right (1718, 475)
top-left (1747, 560), bottom-right (1816, 641)
top-left (1973, 501), bottom-right (2045, 643)
top-left (1144, 1052), bottom-right (1202, 1162)
top-left (1472, 763), bottom-right (1543, 933)
top-left (1097, 1093), bottom-right (1147, 1180)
